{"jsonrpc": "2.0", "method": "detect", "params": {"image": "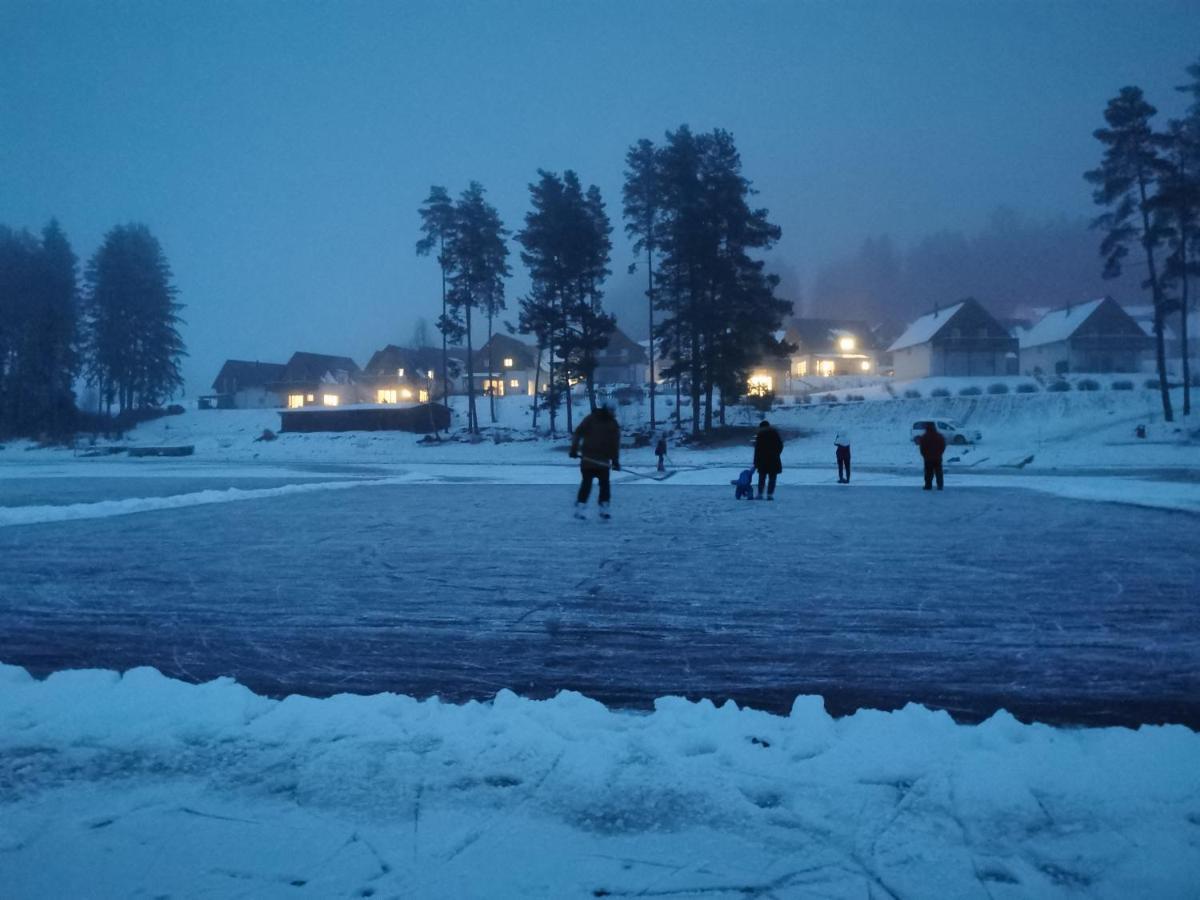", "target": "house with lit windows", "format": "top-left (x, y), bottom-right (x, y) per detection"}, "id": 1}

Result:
top-left (785, 319), bottom-right (879, 380)
top-left (471, 334), bottom-right (540, 397)
top-left (361, 345), bottom-right (463, 404)
top-left (270, 352), bottom-right (362, 409)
